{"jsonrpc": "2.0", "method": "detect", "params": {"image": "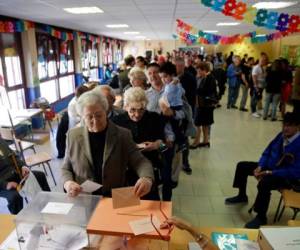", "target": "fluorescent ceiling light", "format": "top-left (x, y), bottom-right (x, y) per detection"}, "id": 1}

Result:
top-left (64, 7), bottom-right (103, 14)
top-left (203, 30), bottom-right (218, 33)
top-left (106, 24), bottom-right (129, 28)
top-left (216, 22), bottom-right (240, 26)
top-left (135, 36), bottom-right (146, 39)
top-left (256, 34), bottom-right (266, 37)
top-left (253, 2), bottom-right (297, 9)
top-left (124, 31), bottom-right (140, 35)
